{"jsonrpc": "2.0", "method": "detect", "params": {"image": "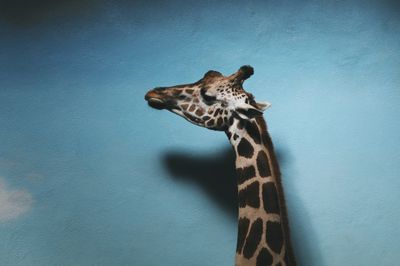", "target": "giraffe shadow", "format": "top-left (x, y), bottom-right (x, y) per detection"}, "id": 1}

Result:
top-left (162, 146), bottom-right (238, 218)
